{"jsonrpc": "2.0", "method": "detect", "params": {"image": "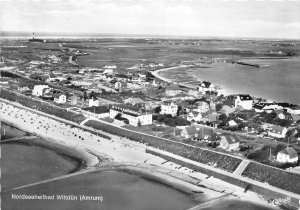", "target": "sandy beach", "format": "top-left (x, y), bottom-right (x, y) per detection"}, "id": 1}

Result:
top-left (0, 99), bottom-right (281, 209)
